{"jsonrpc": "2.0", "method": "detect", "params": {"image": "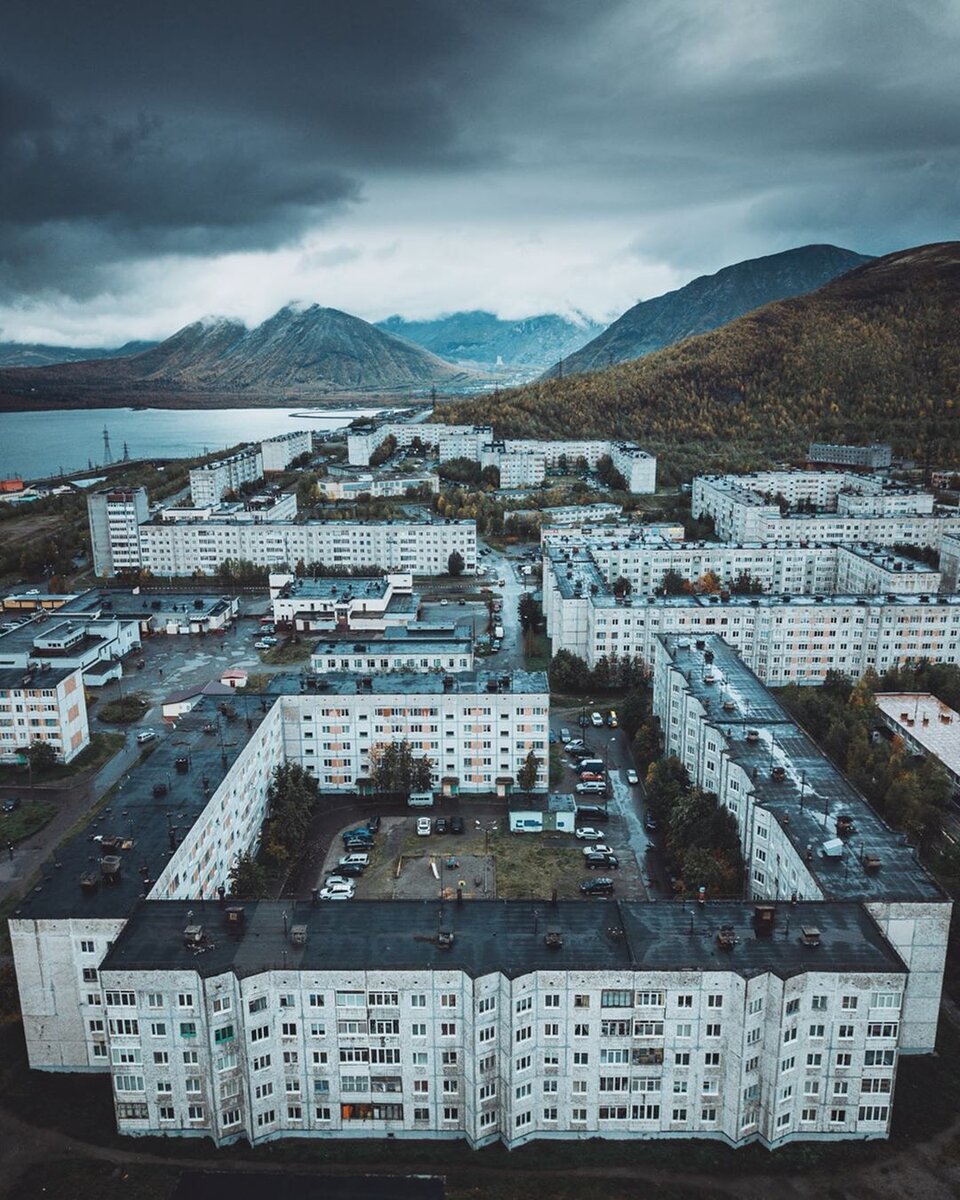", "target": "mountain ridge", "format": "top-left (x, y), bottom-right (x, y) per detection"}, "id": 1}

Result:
top-left (436, 242), bottom-right (960, 475)
top-left (541, 244), bottom-right (872, 379)
top-left (0, 305), bottom-right (470, 406)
